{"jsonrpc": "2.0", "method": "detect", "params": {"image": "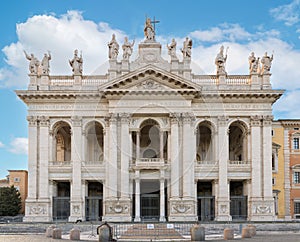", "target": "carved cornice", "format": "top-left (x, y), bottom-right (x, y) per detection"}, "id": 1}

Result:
top-left (170, 113), bottom-right (180, 124)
